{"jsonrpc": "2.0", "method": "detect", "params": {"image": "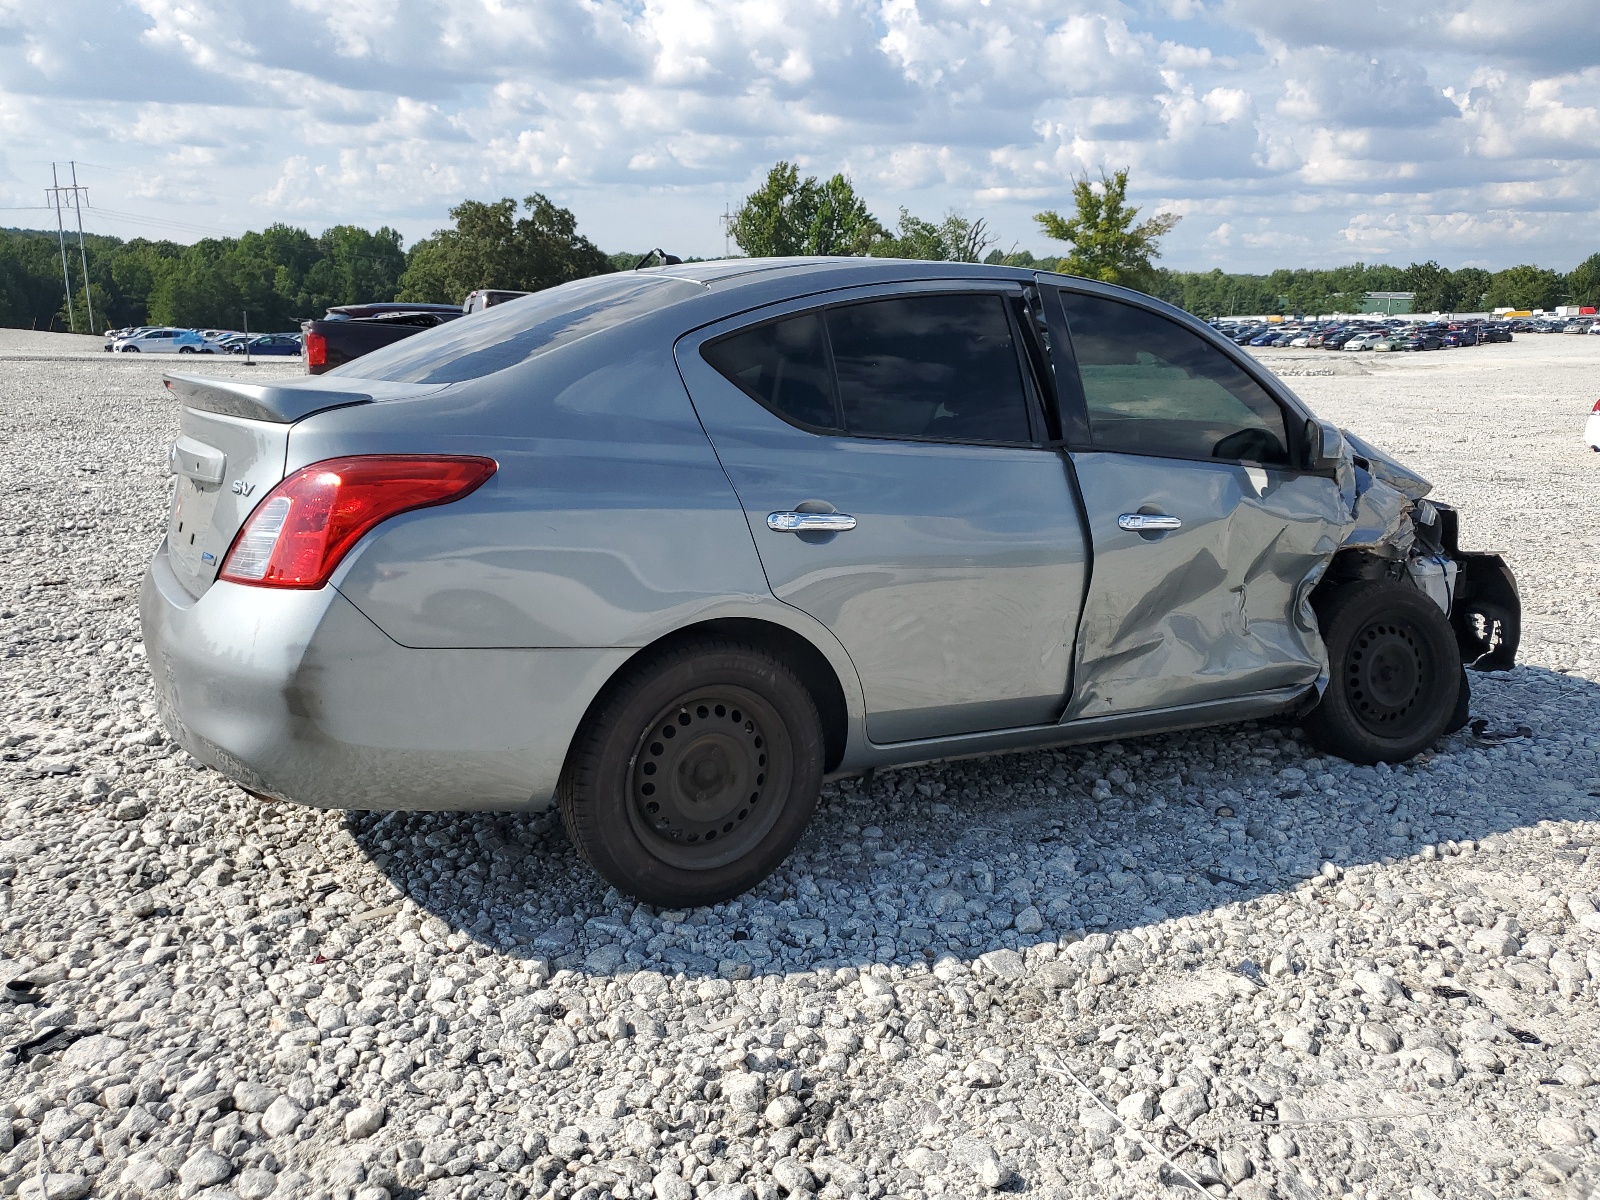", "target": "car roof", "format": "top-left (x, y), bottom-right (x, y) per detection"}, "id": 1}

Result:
top-left (641, 256), bottom-right (1037, 291)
